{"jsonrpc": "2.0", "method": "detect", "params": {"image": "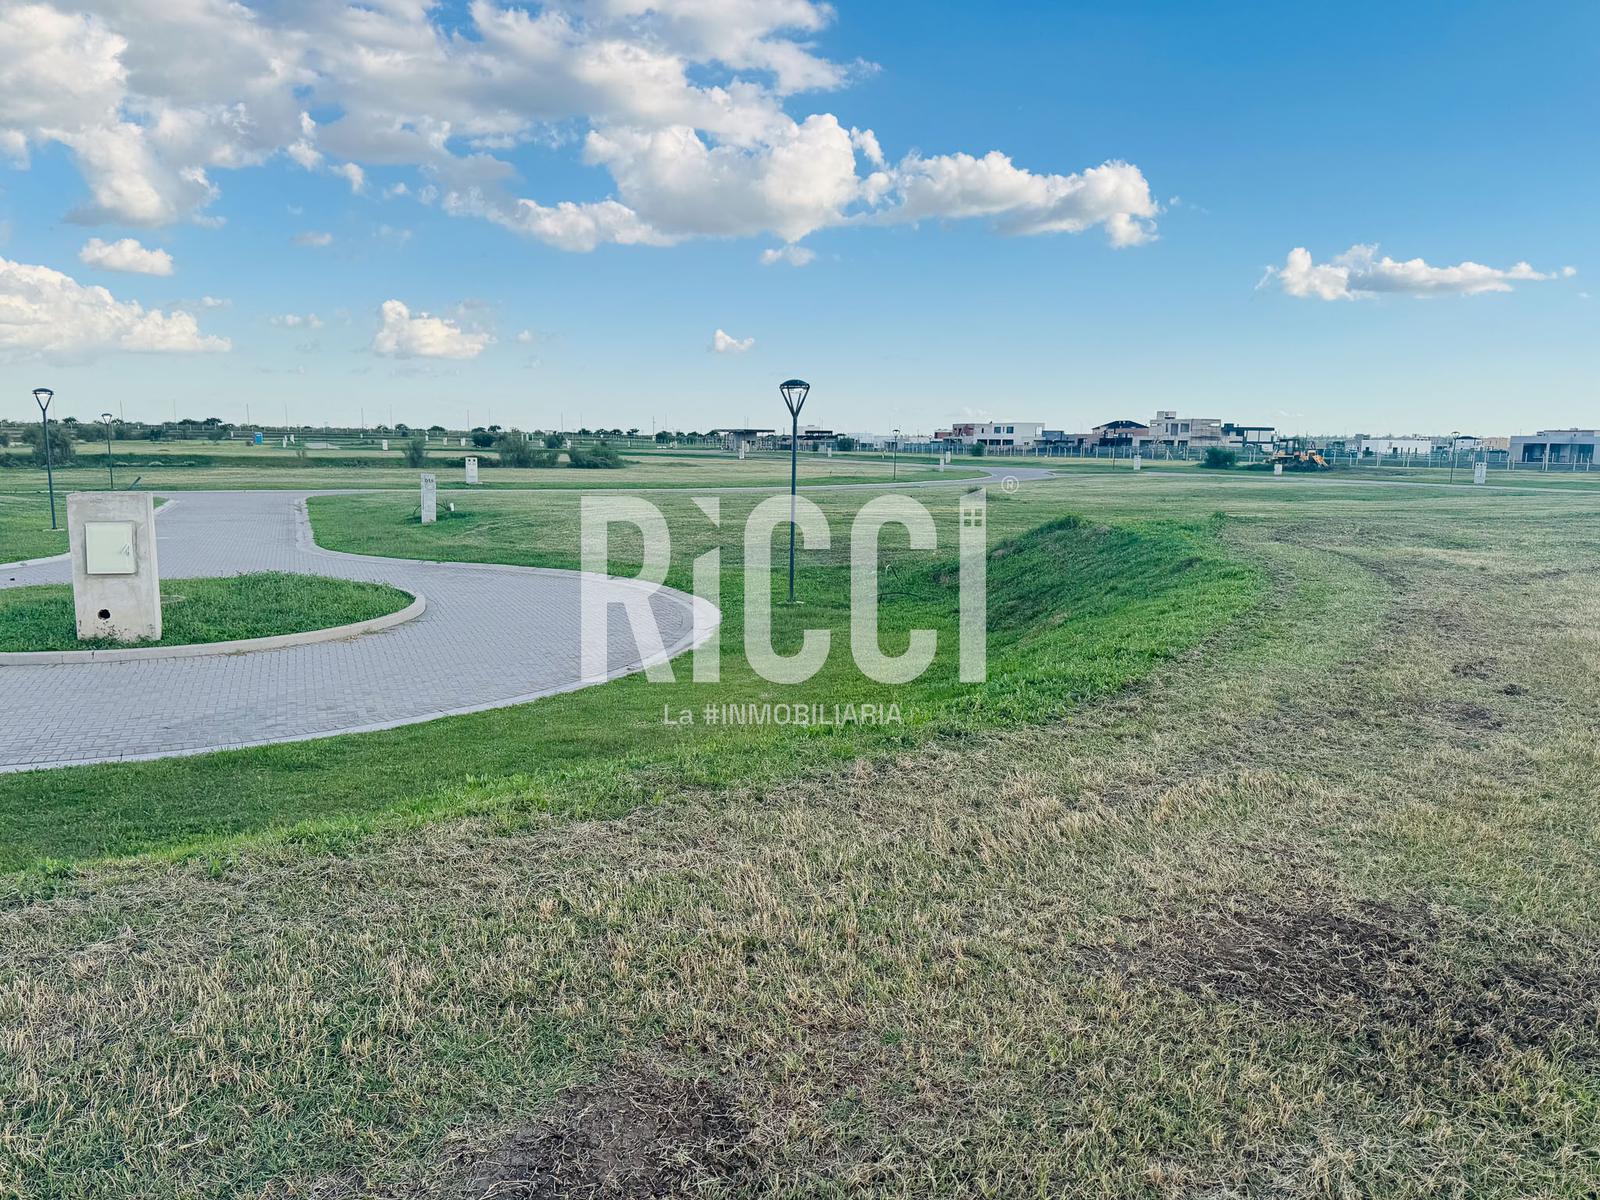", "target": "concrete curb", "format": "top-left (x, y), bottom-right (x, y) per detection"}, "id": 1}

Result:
top-left (0, 591), bottom-right (425, 666)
